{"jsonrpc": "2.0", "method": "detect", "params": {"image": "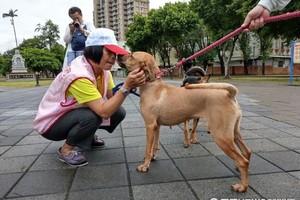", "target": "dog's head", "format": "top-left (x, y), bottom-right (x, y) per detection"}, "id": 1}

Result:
top-left (181, 66), bottom-right (210, 86)
top-left (117, 51), bottom-right (160, 80)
